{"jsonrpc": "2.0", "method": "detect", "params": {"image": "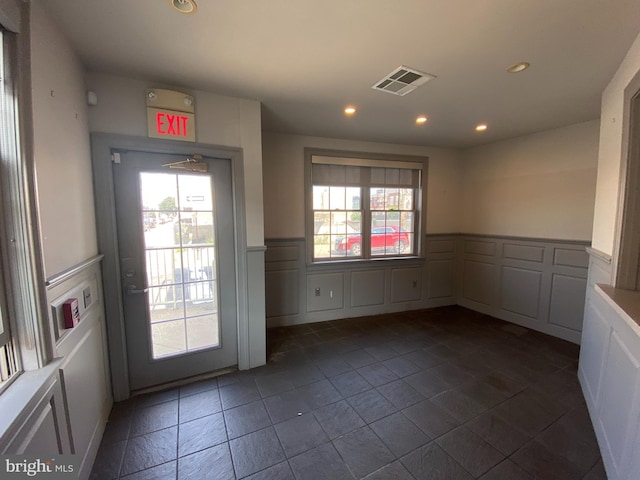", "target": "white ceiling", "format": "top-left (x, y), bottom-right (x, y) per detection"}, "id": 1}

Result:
top-left (40, 0), bottom-right (640, 148)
